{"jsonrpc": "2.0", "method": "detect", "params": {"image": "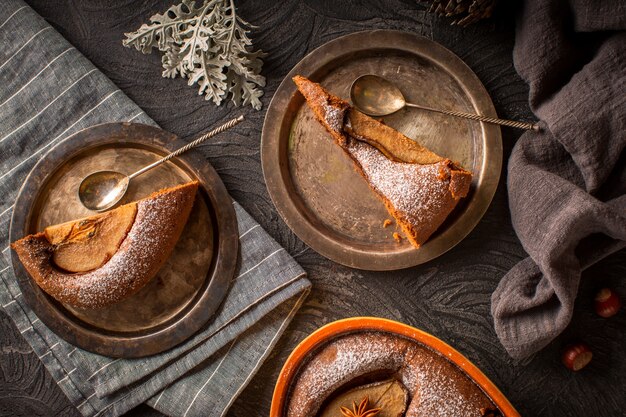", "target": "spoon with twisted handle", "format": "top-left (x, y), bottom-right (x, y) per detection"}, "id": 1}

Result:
top-left (350, 75), bottom-right (539, 131)
top-left (78, 115), bottom-right (244, 212)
